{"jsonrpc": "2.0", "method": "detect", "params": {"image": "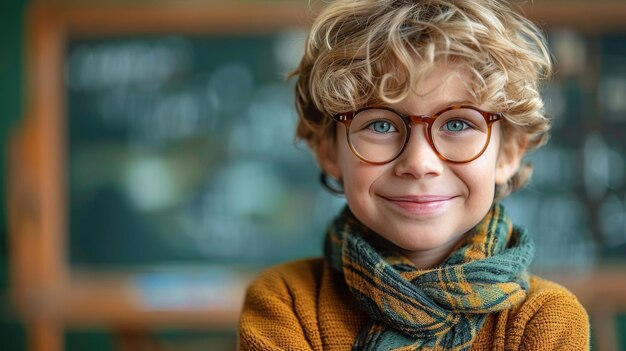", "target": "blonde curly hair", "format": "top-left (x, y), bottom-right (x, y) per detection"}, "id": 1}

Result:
top-left (292, 0), bottom-right (552, 199)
